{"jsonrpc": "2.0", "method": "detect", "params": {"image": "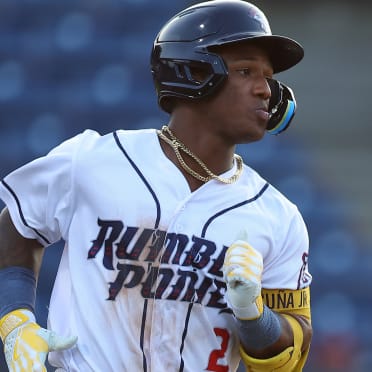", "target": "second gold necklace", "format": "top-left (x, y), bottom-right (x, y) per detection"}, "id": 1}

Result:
top-left (157, 125), bottom-right (243, 184)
